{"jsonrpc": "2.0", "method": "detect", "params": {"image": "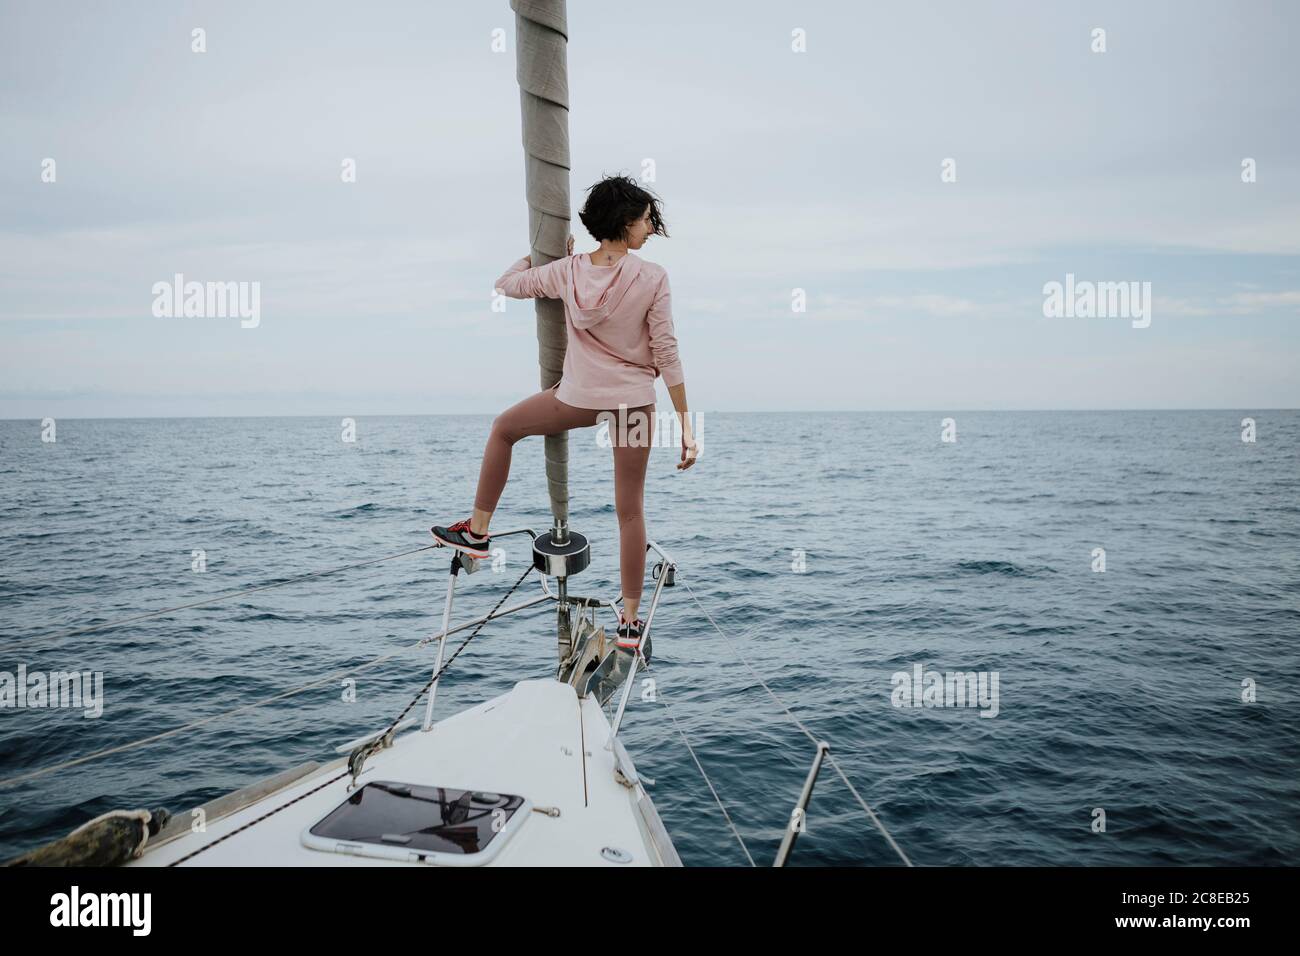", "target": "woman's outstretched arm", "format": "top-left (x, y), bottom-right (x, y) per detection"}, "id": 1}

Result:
top-left (494, 255), bottom-right (567, 299)
top-left (493, 236), bottom-right (575, 300)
